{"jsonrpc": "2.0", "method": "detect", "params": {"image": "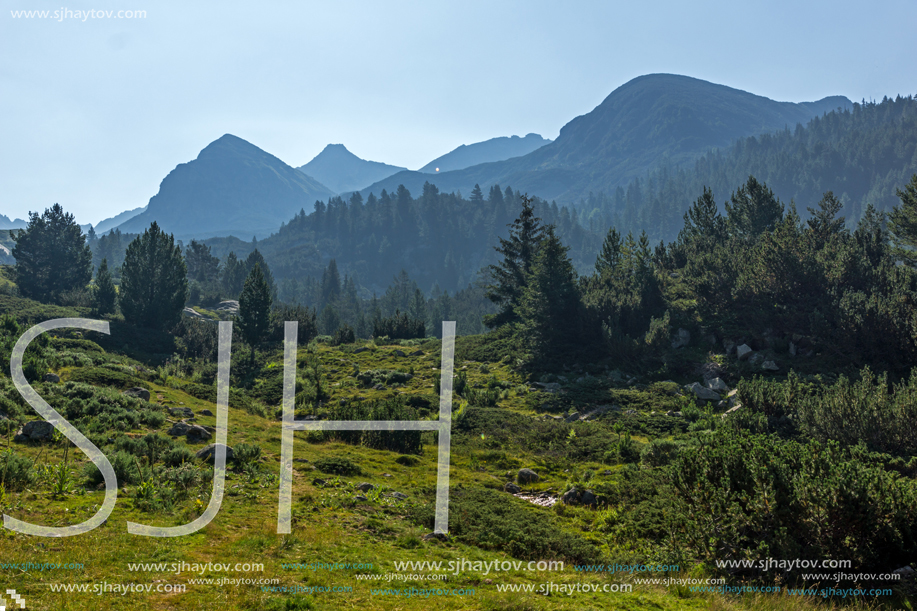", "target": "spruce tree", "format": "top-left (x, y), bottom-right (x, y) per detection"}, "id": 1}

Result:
top-left (725, 176), bottom-right (784, 240)
top-left (595, 227), bottom-right (623, 274)
top-left (119, 222), bottom-right (188, 330)
top-left (238, 263), bottom-right (273, 358)
top-left (517, 226), bottom-right (579, 367)
top-left (93, 258), bottom-right (117, 315)
top-left (484, 194), bottom-right (546, 328)
top-left (12, 203), bottom-right (92, 303)
top-left (887, 174), bottom-right (917, 266)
